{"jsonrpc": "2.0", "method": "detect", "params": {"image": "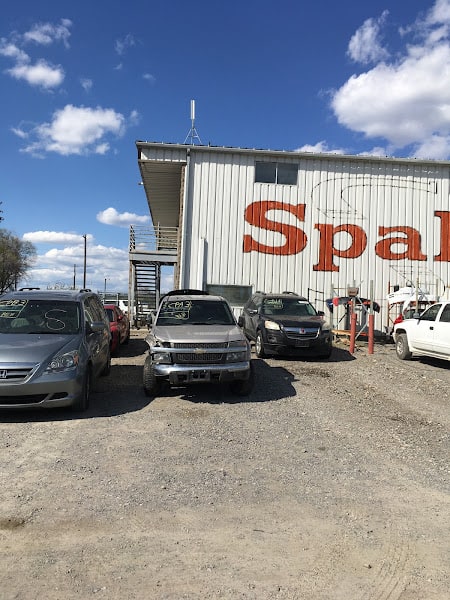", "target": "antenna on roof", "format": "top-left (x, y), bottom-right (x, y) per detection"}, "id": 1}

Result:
top-left (184, 99), bottom-right (202, 145)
